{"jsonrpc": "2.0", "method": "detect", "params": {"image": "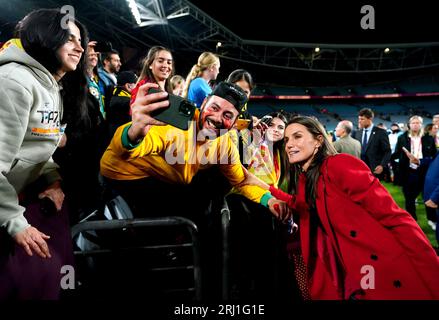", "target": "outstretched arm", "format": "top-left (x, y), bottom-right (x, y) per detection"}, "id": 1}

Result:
top-left (235, 166), bottom-right (293, 221)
